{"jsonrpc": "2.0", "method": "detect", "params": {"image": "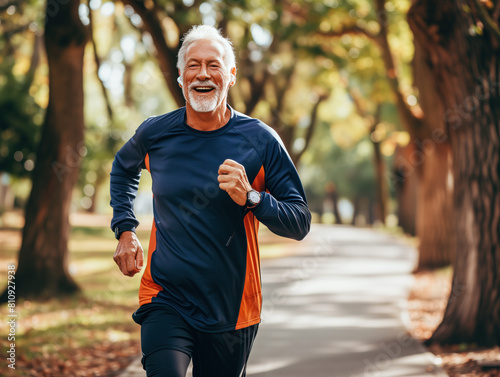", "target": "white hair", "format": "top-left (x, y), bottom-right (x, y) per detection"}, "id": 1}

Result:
top-left (177, 25), bottom-right (236, 75)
